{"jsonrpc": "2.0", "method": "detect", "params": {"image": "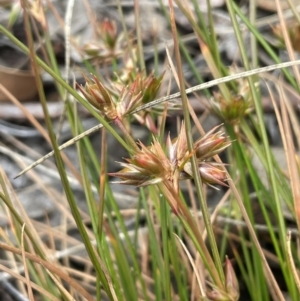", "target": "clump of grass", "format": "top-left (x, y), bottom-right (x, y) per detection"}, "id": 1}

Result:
top-left (1, 0), bottom-right (300, 300)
